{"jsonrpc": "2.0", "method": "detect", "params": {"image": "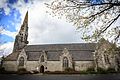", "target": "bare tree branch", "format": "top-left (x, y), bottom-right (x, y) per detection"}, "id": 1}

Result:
top-left (46, 0), bottom-right (120, 44)
top-left (89, 5), bottom-right (113, 18)
top-left (98, 14), bottom-right (120, 36)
